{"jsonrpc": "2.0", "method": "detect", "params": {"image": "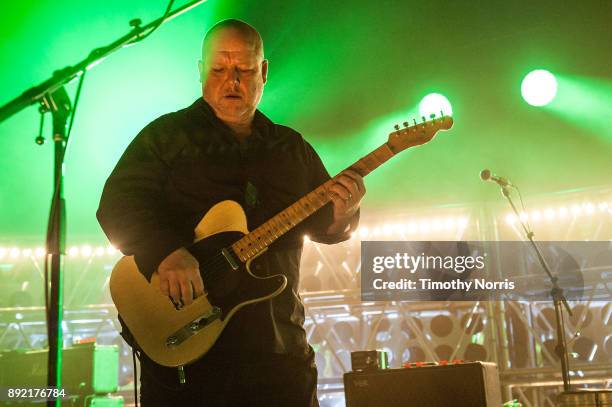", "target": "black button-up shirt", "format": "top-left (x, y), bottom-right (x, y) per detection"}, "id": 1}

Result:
top-left (97, 98), bottom-right (358, 359)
